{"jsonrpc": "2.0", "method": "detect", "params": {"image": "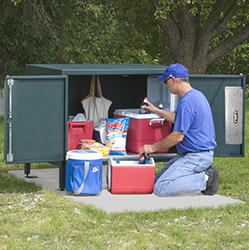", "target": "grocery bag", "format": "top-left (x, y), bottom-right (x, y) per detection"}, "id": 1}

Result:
top-left (81, 75), bottom-right (112, 126)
